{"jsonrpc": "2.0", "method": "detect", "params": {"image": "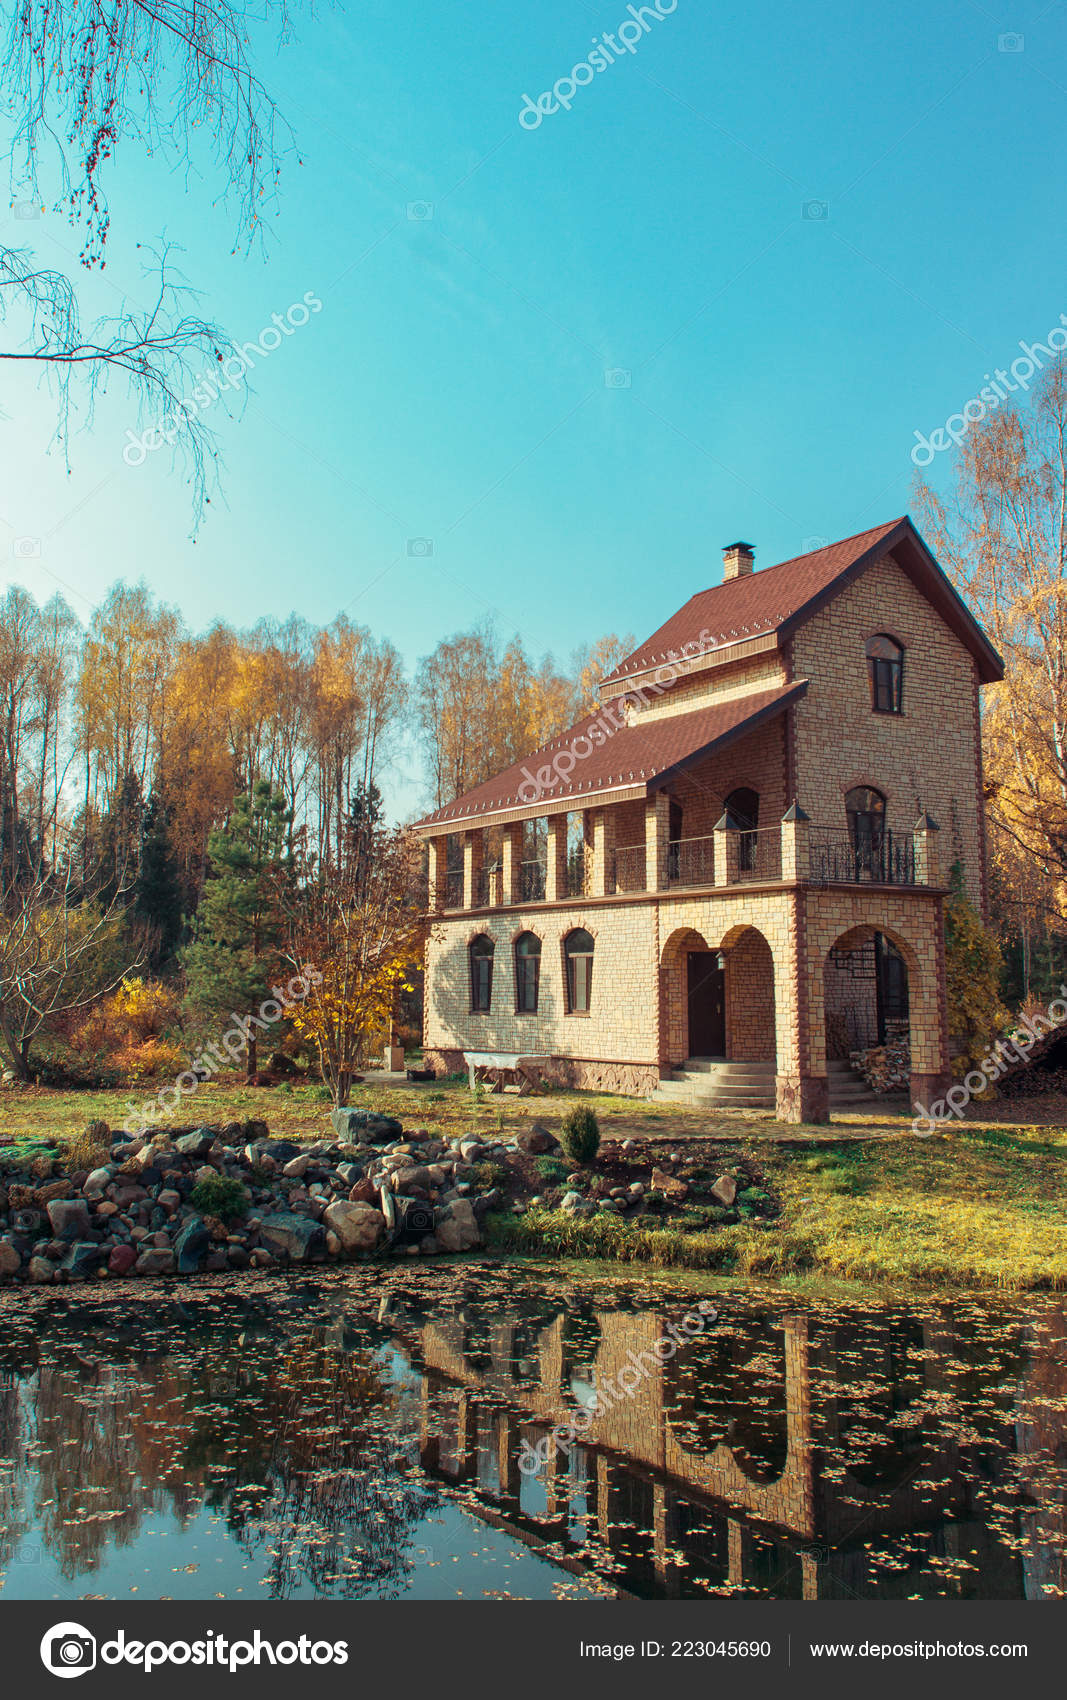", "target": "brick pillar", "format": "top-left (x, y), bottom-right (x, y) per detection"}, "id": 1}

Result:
top-left (501, 824), bottom-right (522, 906)
top-left (910, 894), bottom-right (952, 1109)
top-left (427, 837), bottom-right (447, 912)
top-left (714, 811), bottom-right (740, 887)
top-left (774, 890), bottom-right (829, 1123)
top-left (590, 806), bottom-right (617, 895)
top-left (780, 802), bottom-right (810, 882)
top-left (645, 792), bottom-right (670, 890)
top-left (462, 829), bottom-right (482, 910)
top-left (546, 813), bottom-right (568, 903)
top-left (913, 811), bottom-right (941, 887)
